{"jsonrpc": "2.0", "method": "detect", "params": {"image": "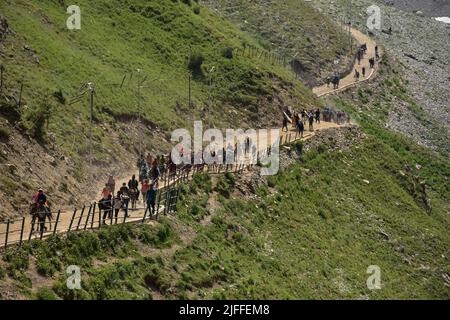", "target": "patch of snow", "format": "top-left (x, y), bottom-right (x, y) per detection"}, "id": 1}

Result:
top-left (434, 17), bottom-right (450, 24)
